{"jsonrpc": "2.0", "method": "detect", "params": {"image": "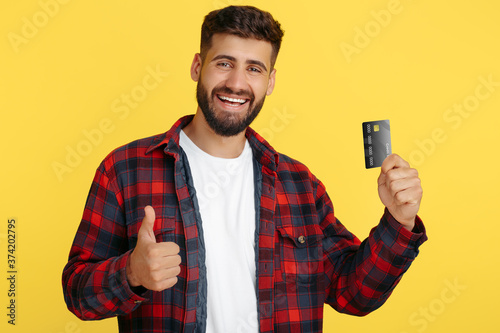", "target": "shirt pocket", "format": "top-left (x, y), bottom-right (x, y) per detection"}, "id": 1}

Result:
top-left (276, 223), bottom-right (324, 286)
top-left (127, 206), bottom-right (178, 248)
